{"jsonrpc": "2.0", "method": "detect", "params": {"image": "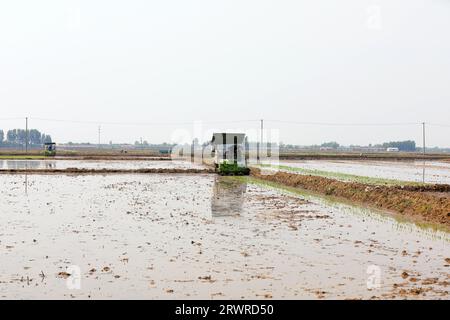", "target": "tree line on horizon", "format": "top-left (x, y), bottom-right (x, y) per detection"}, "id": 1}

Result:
top-left (280, 140), bottom-right (417, 151)
top-left (0, 129), bottom-right (52, 146)
top-left (380, 140), bottom-right (416, 151)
